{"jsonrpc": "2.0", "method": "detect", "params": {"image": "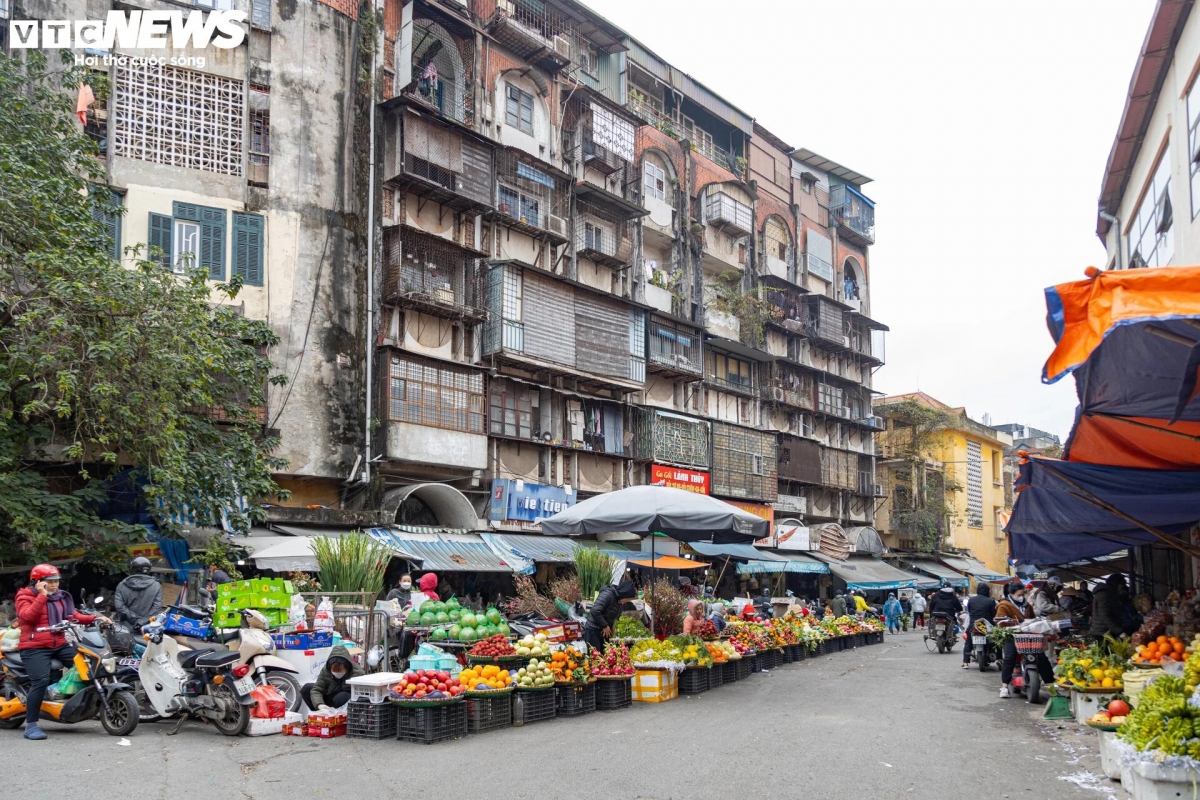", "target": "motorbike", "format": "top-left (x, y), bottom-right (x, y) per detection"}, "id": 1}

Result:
top-left (0, 620), bottom-right (140, 736)
top-left (108, 622), bottom-right (161, 723)
top-left (967, 619), bottom-right (995, 671)
top-left (138, 621), bottom-right (256, 736)
top-left (925, 612), bottom-right (956, 653)
top-left (1011, 618), bottom-right (1072, 704)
